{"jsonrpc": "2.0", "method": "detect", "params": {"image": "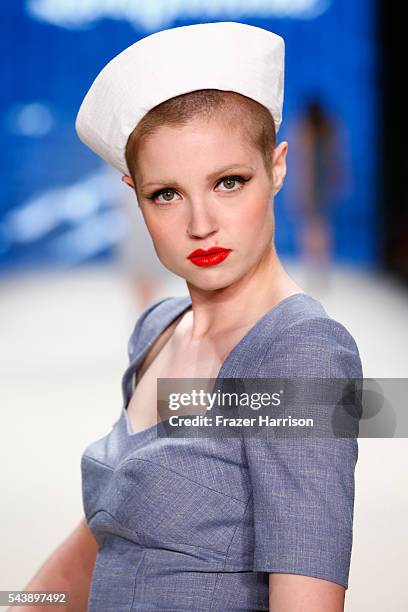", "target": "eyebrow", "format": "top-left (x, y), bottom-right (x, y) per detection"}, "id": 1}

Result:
top-left (140, 164), bottom-right (256, 190)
